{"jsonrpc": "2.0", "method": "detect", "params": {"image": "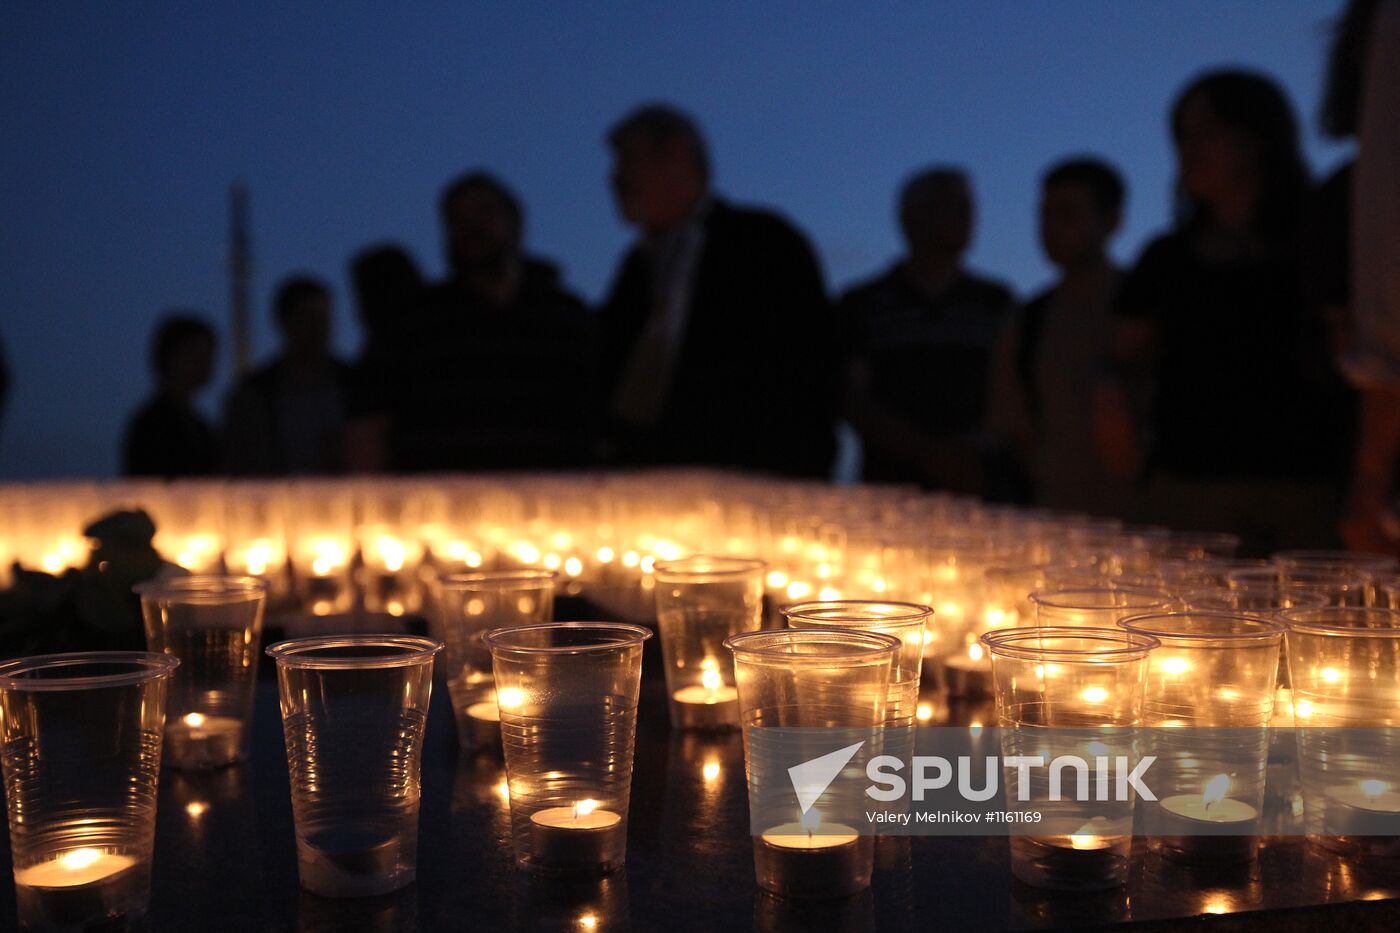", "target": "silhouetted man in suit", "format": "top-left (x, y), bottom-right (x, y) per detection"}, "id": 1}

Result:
top-left (598, 104), bottom-right (838, 476)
